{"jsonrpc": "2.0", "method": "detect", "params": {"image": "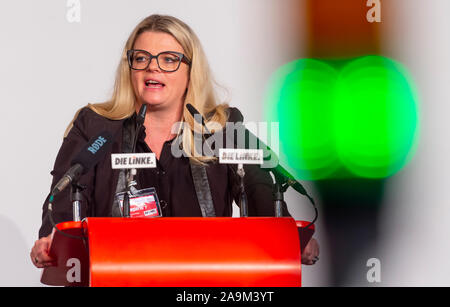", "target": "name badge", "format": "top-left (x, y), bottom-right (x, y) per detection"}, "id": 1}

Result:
top-left (128, 194), bottom-right (159, 218)
top-left (219, 148), bottom-right (263, 165)
top-left (111, 153), bottom-right (156, 169)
